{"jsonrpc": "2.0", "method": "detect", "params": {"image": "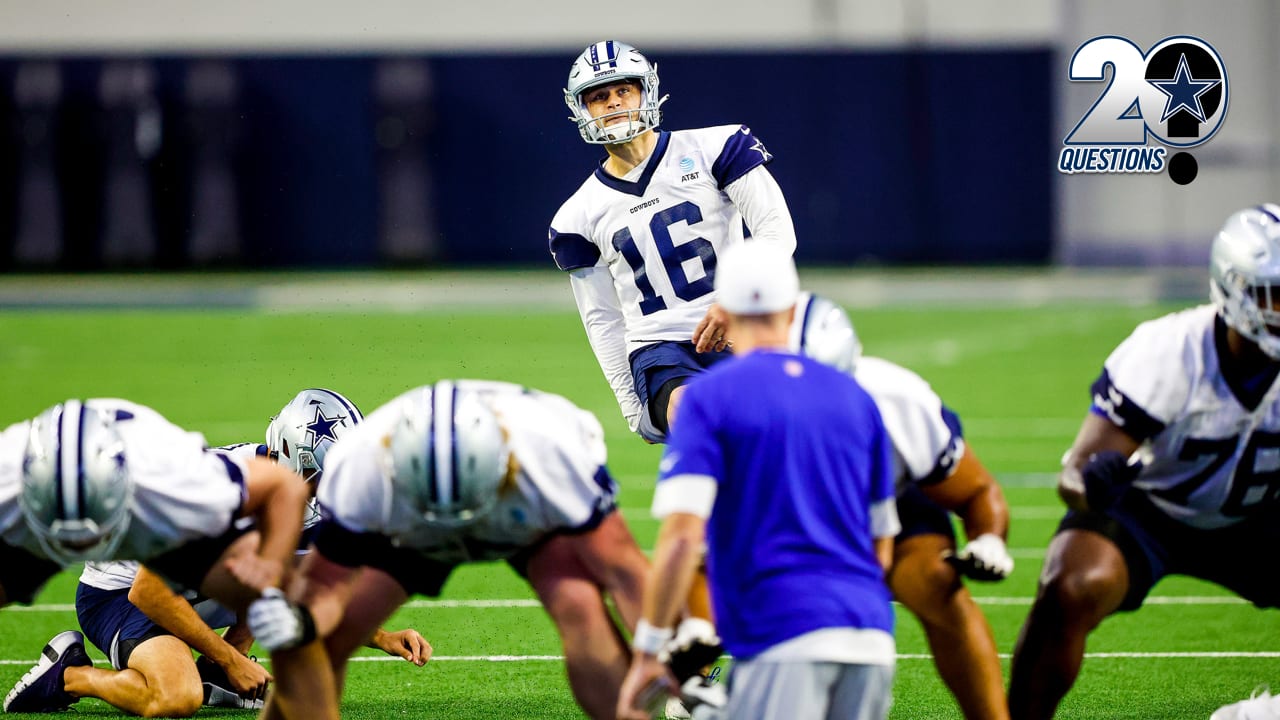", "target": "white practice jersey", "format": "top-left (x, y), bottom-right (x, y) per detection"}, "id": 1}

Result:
top-left (855, 357), bottom-right (965, 491)
top-left (80, 560), bottom-right (141, 591)
top-left (0, 418), bottom-right (32, 538)
top-left (550, 125), bottom-right (779, 349)
top-left (80, 443), bottom-right (292, 591)
top-left (319, 381), bottom-right (615, 565)
top-left (0, 399), bottom-right (248, 565)
top-left (1093, 305), bottom-right (1280, 529)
